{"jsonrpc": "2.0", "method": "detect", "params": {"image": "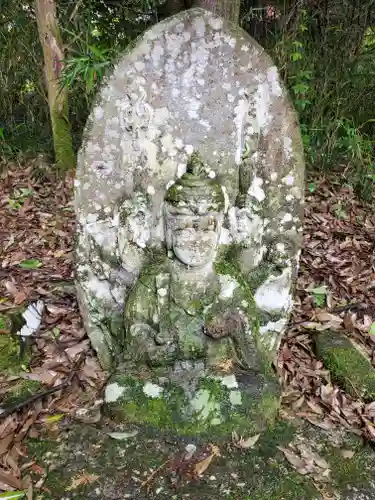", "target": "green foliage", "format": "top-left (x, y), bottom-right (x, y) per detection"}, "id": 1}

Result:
top-left (262, 2), bottom-right (375, 201)
top-left (0, 492), bottom-right (26, 499)
top-left (8, 187), bottom-right (33, 210)
top-left (61, 38), bottom-right (115, 96)
top-left (0, 0), bottom-right (164, 154)
top-left (1, 0), bottom-right (375, 201)
top-left (19, 259), bottom-right (43, 269)
top-left (309, 285), bottom-right (327, 308)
